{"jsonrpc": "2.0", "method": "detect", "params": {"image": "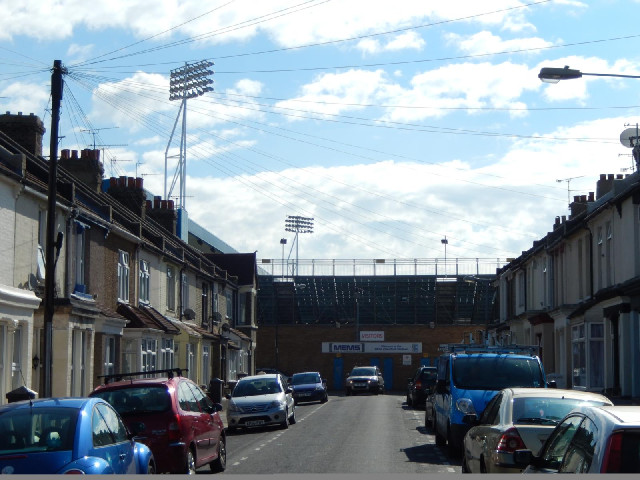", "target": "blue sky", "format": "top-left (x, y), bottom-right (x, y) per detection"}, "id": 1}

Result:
top-left (2, 0), bottom-right (639, 262)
